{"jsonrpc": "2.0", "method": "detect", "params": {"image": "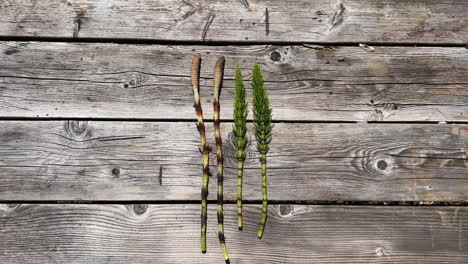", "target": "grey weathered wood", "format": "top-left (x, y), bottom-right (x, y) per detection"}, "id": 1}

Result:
top-left (0, 42), bottom-right (467, 122)
top-left (0, 121), bottom-right (466, 201)
top-left (0, 204), bottom-right (467, 263)
top-left (0, 0), bottom-right (467, 44)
